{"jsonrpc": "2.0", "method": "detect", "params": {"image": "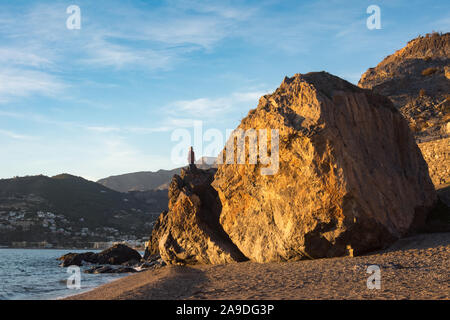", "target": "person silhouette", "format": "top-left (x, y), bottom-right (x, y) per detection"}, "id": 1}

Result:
top-left (188, 146), bottom-right (196, 170)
